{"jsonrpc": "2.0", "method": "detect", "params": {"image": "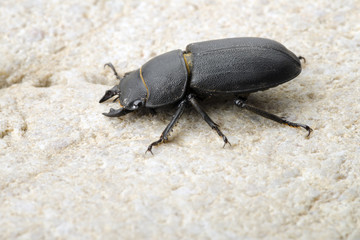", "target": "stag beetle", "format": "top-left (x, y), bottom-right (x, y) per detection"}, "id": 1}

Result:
top-left (99, 37), bottom-right (312, 154)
